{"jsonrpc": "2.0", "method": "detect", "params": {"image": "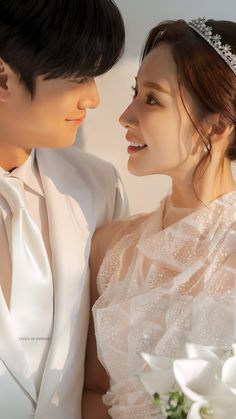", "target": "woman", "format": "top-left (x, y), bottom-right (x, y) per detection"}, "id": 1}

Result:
top-left (83, 18), bottom-right (236, 418)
